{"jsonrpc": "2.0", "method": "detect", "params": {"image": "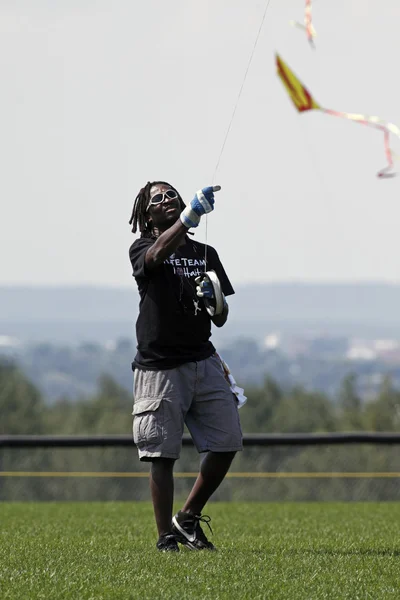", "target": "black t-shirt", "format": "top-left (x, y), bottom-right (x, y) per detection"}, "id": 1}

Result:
top-left (129, 236), bottom-right (235, 370)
